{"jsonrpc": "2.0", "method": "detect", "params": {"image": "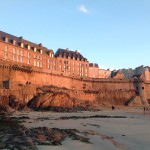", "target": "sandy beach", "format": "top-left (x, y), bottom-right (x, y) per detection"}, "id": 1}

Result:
top-left (11, 107), bottom-right (150, 150)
